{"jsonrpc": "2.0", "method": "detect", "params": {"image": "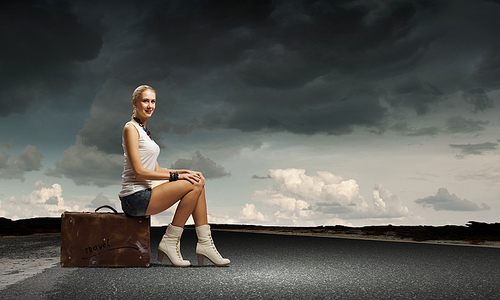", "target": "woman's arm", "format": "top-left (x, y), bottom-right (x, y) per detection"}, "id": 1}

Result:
top-left (155, 162), bottom-right (205, 184)
top-left (124, 124), bottom-right (204, 184)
